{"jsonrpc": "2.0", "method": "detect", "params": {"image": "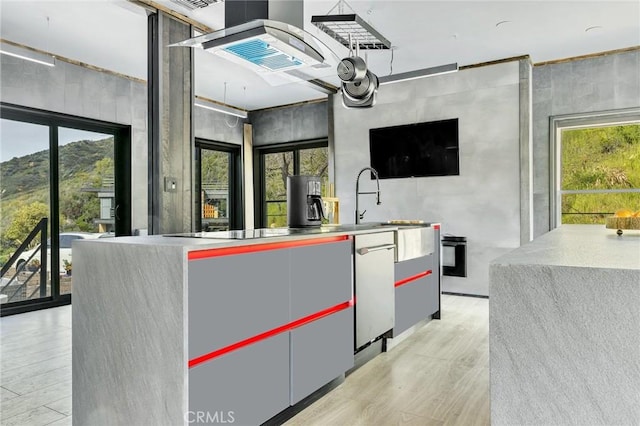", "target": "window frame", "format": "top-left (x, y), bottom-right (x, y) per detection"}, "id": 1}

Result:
top-left (549, 107), bottom-right (640, 229)
top-left (194, 139), bottom-right (243, 231)
top-left (0, 102), bottom-right (131, 316)
top-left (254, 139), bottom-right (328, 229)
